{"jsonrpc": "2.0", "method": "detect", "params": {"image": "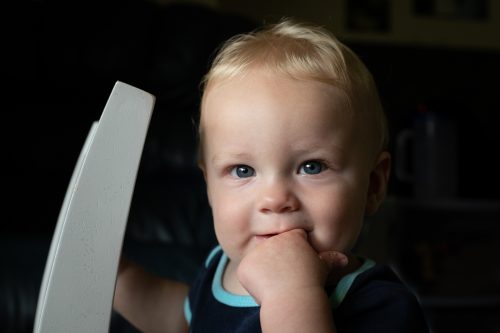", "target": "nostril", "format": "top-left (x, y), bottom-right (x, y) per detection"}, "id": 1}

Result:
top-left (258, 184), bottom-right (300, 213)
top-left (259, 203), bottom-right (298, 214)
top-left (280, 205), bottom-right (296, 213)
